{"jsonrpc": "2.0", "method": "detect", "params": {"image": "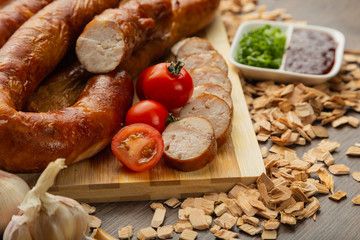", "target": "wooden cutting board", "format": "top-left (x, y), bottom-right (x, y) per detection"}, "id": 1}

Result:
top-left (20, 15), bottom-right (265, 203)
